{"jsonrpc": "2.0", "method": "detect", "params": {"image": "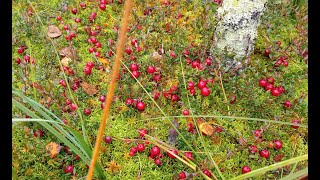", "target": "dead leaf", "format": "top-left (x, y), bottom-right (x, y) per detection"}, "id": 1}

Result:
top-left (151, 51), bottom-right (163, 61)
top-left (59, 47), bottom-right (78, 60)
top-left (80, 81), bottom-right (99, 95)
top-left (107, 160), bottom-right (121, 173)
top-left (168, 118), bottom-right (179, 146)
top-left (46, 142), bottom-right (63, 158)
top-left (61, 57), bottom-right (72, 67)
top-left (47, 25), bottom-right (62, 38)
top-left (238, 136), bottom-right (247, 146)
top-left (198, 119), bottom-right (214, 136)
top-left (273, 154), bottom-right (284, 162)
